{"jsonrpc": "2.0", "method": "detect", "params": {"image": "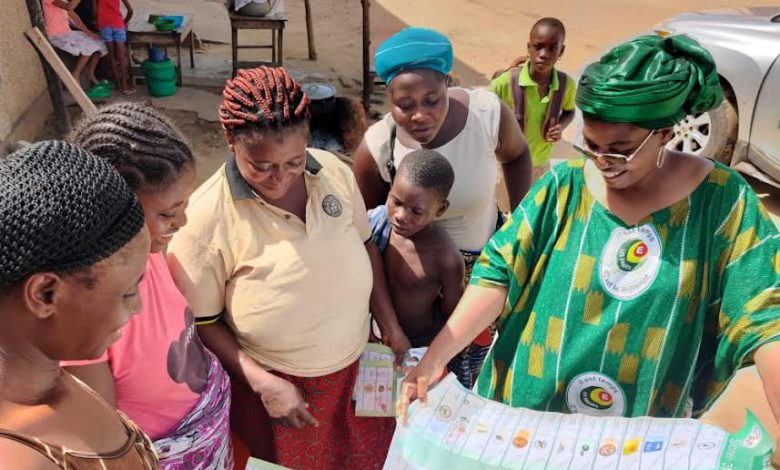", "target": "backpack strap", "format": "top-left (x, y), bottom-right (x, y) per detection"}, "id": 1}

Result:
top-left (541, 71), bottom-right (568, 137)
top-left (509, 67), bottom-right (526, 132)
top-left (387, 124), bottom-right (397, 182)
